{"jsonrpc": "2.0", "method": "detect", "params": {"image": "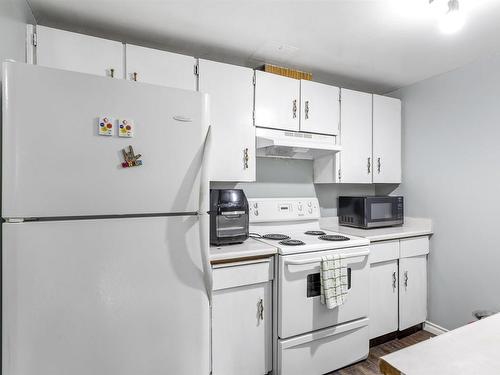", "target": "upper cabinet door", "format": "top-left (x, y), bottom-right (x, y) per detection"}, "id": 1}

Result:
top-left (300, 80), bottom-right (339, 135)
top-left (339, 89), bottom-right (373, 183)
top-left (36, 26), bottom-right (123, 78)
top-left (373, 95), bottom-right (402, 183)
top-left (125, 44), bottom-right (196, 90)
top-left (198, 59), bottom-right (255, 182)
top-left (254, 71), bottom-right (300, 131)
